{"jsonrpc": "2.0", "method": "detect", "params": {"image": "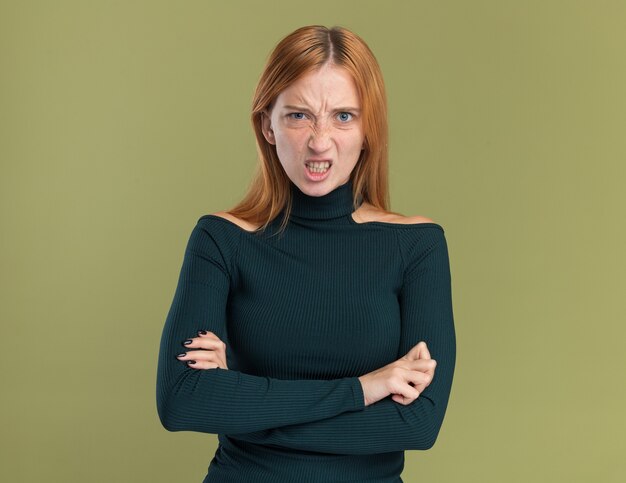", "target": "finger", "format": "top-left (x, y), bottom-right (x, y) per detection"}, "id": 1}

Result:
top-left (186, 360), bottom-right (220, 370)
top-left (412, 364), bottom-right (437, 392)
top-left (179, 351), bottom-right (226, 369)
top-left (387, 370), bottom-right (422, 399)
top-left (419, 343), bottom-right (431, 360)
top-left (417, 358), bottom-right (436, 377)
top-left (392, 393), bottom-right (418, 405)
top-left (400, 358), bottom-right (436, 373)
top-left (177, 350), bottom-right (224, 363)
top-left (426, 359), bottom-right (436, 378)
top-left (412, 382), bottom-right (428, 394)
top-left (408, 368), bottom-right (435, 393)
top-left (391, 384), bottom-right (420, 405)
top-left (197, 330), bottom-right (225, 342)
top-left (405, 341), bottom-right (429, 361)
top-left (407, 370), bottom-right (431, 387)
top-left (182, 337), bottom-right (227, 351)
top-left (401, 366), bottom-right (431, 388)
